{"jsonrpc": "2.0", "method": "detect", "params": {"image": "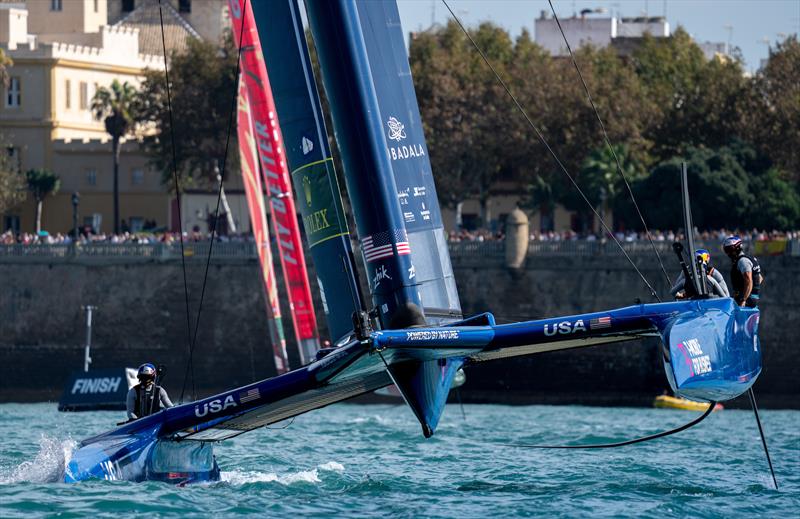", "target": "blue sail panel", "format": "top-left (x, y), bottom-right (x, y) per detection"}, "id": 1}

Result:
top-left (356, 0), bottom-right (462, 323)
top-left (305, 0), bottom-right (424, 328)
